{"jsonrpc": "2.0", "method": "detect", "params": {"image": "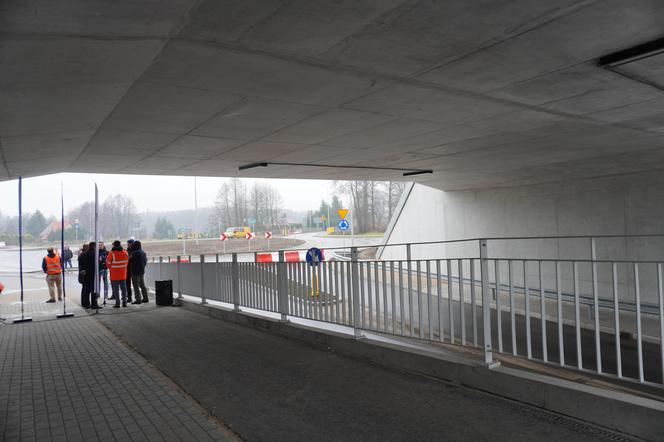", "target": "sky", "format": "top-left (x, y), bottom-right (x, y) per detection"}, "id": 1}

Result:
top-left (0, 173), bottom-right (339, 217)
